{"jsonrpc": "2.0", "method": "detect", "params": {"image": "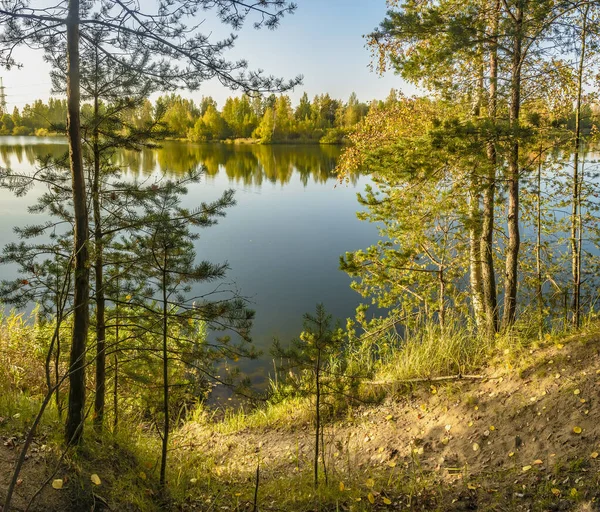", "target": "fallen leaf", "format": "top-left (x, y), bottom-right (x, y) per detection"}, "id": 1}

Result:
top-left (472, 443), bottom-right (480, 452)
top-left (467, 483), bottom-right (476, 490)
top-left (522, 465), bottom-right (532, 472)
top-left (508, 452), bottom-right (515, 457)
top-left (386, 461), bottom-right (397, 468)
top-left (551, 488), bottom-right (561, 496)
top-left (591, 452), bottom-right (599, 459)
top-left (574, 389), bottom-right (581, 395)
top-left (533, 459), bottom-right (543, 465)
top-left (339, 481), bottom-right (345, 492)
top-left (90, 474), bottom-right (101, 486)
top-left (385, 414), bottom-right (393, 421)
top-left (365, 478), bottom-right (375, 488)
top-left (383, 497), bottom-right (392, 505)
top-left (52, 479), bottom-right (63, 490)
top-left (573, 426), bottom-right (583, 434)
top-left (368, 492), bottom-right (375, 504)
top-left (489, 426), bottom-right (496, 431)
